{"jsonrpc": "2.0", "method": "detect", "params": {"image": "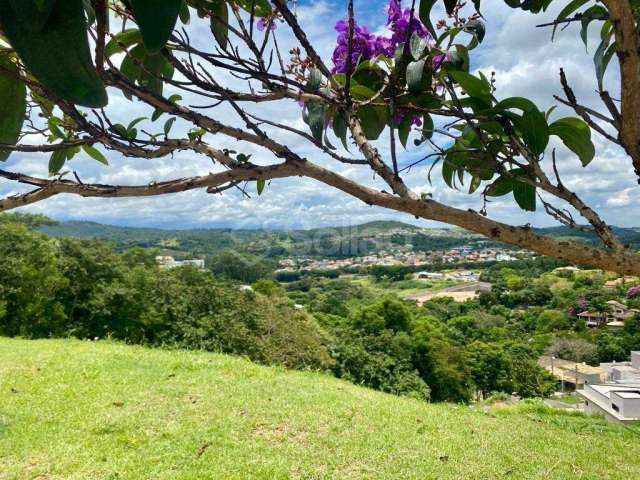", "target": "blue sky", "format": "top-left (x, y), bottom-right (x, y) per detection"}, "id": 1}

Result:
top-left (1, 0), bottom-right (637, 230)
